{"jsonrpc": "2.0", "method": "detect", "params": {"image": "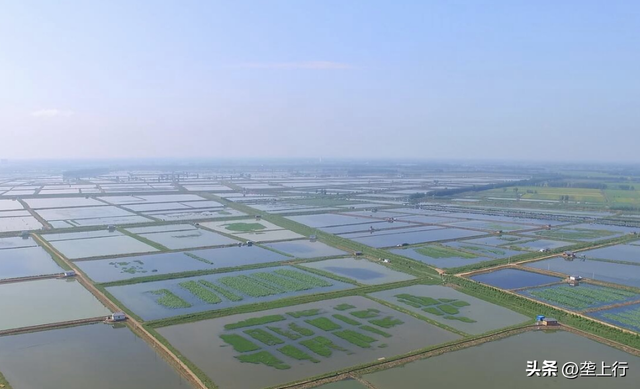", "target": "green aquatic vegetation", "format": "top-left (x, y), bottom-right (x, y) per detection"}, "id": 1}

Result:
top-left (416, 245), bottom-right (477, 259)
top-left (289, 322), bottom-right (315, 336)
top-left (148, 289), bottom-right (192, 309)
top-left (438, 305), bottom-right (459, 315)
top-left (300, 336), bottom-right (347, 357)
top-left (244, 328), bottom-right (285, 346)
top-left (219, 275), bottom-right (280, 297)
top-left (267, 326), bottom-right (302, 340)
top-left (273, 269), bottom-right (333, 287)
top-left (528, 285), bottom-right (638, 309)
top-left (251, 272), bottom-right (311, 292)
top-left (236, 351), bottom-right (290, 370)
top-left (220, 334), bottom-right (260, 352)
top-left (334, 303), bottom-right (355, 311)
top-left (350, 309), bottom-right (380, 319)
top-left (224, 315), bottom-right (286, 330)
top-left (423, 307), bottom-right (444, 316)
top-left (444, 315), bottom-right (476, 323)
top-left (451, 300), bottom-right (471, 307)
top-left (224, 222), bottom-right (267, 232)
top-left (534, 228), bottom-right (617, 240)
top-left (199, 280), bottom-right (243, 301)
top-left (179, 281), bottom-right (222, 304)
top-left (333, 314), bottom-right (361, 326)
top-left (287, 309), bottom-right (322, 318)
top-left (395, 294), bottom-right (439, 306)
top-left (438, 298), bottom-right (456, 303)
top-left (305, 317), bottom-right (342, 331)
top-left (278, 345), bottom-right (320, 363)
top-left (378, 343), bottom-right (388, 348)
top-left (333, 330), bottom-right (377, 348)
top-left (369, 316), bottom-right (404, 329)
top-left (603, 306), bottom-right (640, 330)
top-left (360, 325), bottom-right (392, 338)
top-left (185, 252), bottom-right (214, 265)
top-left (460, 245), bottom-right (505, 256)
